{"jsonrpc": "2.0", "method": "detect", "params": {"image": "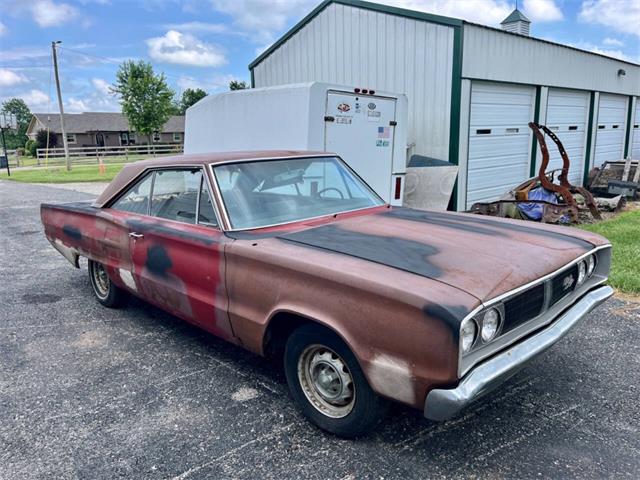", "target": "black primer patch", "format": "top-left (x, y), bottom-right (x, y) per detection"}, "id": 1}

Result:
top-left (422, 303), bottom-right (471, 338)
top-left (41, 202), bottom-right (97, 215)
top-left (383, 208), bottom-right (593, 248)
top-left (278, 224), bottom-right (442, 279)
top-left (62, 225), bottom-right (82, 241)
top-left (145, 244), bottom-right (172, 277)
